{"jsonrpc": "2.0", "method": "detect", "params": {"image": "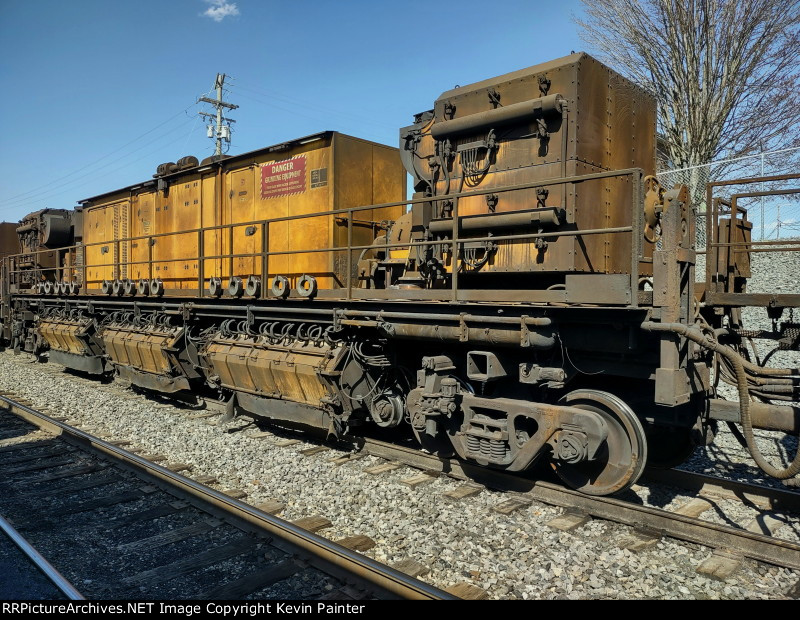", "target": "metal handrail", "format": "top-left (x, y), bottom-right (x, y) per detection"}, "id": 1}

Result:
top-left (704, 173), bottom-right (800, 306)
top-left (5, 167), bottom-right (645, 304)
